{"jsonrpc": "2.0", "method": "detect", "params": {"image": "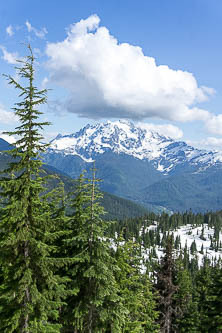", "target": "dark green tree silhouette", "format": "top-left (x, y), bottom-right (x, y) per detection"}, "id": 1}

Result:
top-left (114, 235), bottom-right (159, 332)
top-left (155, 236), bottom-right (177, 333)
top-left (60, 170), bottom-right (126, 332)
top-left (0, 45), bottom-right (67, 332)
